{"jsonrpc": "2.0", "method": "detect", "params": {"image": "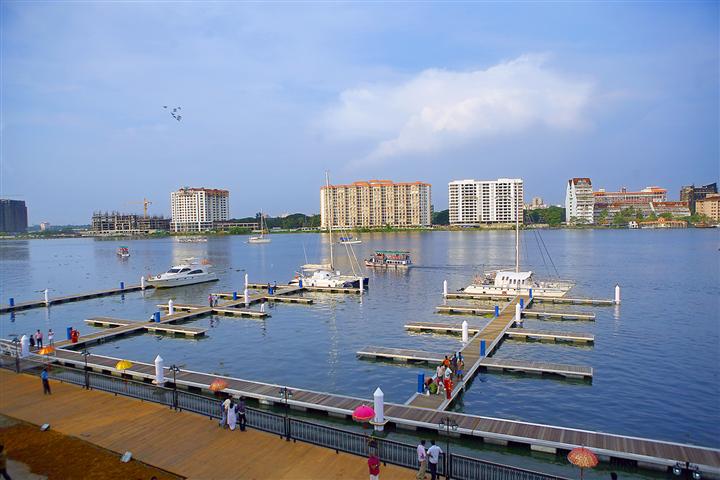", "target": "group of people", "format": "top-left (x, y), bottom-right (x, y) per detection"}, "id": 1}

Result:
top-left (208, 294), bottom-right (220, 307)
top-left (28, 329), bottom-right (55, 349)
top-left (424, 353), bottom-right (464, 399)
top-left (416, 439), bottom-right (444, 480)
top-left (219, 396), bottom-right (247, 431)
